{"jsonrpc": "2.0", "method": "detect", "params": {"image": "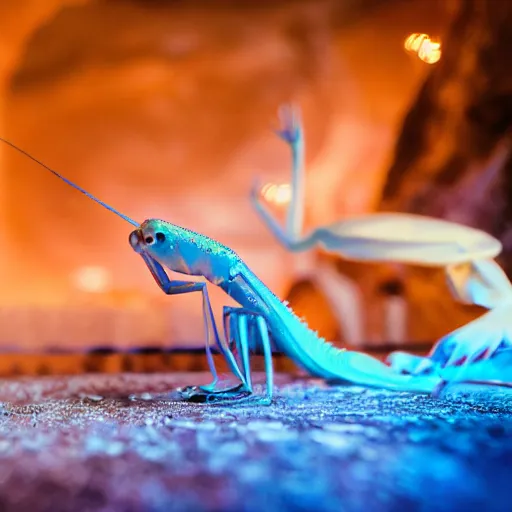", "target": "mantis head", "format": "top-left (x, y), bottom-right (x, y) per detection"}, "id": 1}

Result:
top-left (129, 219), bottom-right (169, 256)
top-left (0, 137), bottom-right (175, 291)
